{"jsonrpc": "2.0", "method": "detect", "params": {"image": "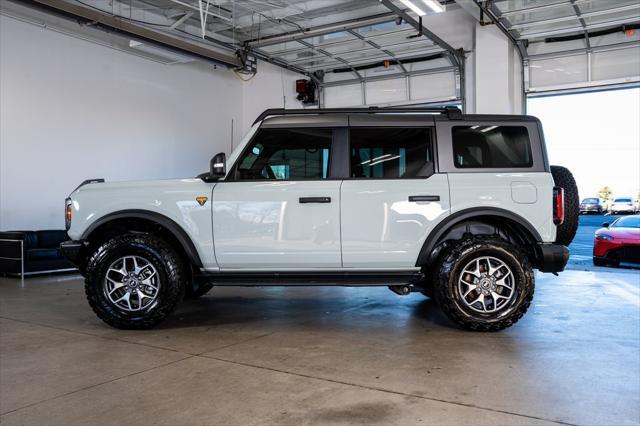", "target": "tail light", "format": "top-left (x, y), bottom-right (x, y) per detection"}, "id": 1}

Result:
top-left (553, 187), bottom-right (564, 226)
